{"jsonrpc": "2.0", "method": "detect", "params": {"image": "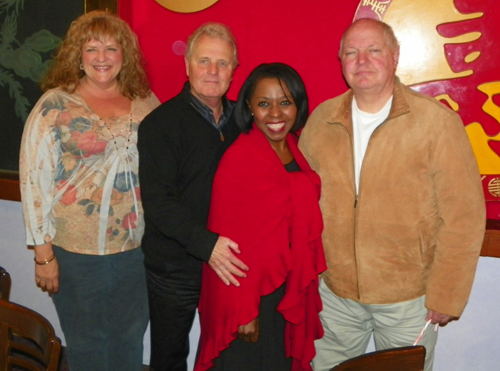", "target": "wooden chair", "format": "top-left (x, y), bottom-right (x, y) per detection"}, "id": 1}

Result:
top-left (0, 266), bottom-right (11, 301)
top-left (0, 299), bottom-right (61, 371)
top-left (330, 345), bottom-right (426, 371)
